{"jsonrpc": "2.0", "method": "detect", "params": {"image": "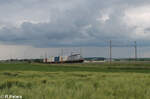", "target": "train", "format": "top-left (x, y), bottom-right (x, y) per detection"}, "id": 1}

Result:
top-left (43, 54), bottom-right (84, 63)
